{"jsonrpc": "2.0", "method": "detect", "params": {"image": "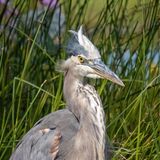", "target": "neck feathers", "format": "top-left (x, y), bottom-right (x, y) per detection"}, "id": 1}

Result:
top-left (63, 70), bottom-right (106, 159)
top-left (77, 84), bottom-right (106, 148)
